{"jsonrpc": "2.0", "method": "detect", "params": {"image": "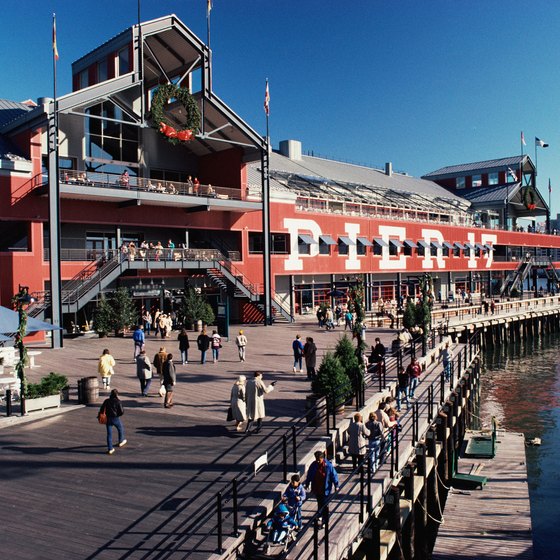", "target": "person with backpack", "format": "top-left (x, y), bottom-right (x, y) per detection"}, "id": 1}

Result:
top-left (98, 389), bottom-right (126, 455)
top-left (292, 334), bottom-right (304, 373)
